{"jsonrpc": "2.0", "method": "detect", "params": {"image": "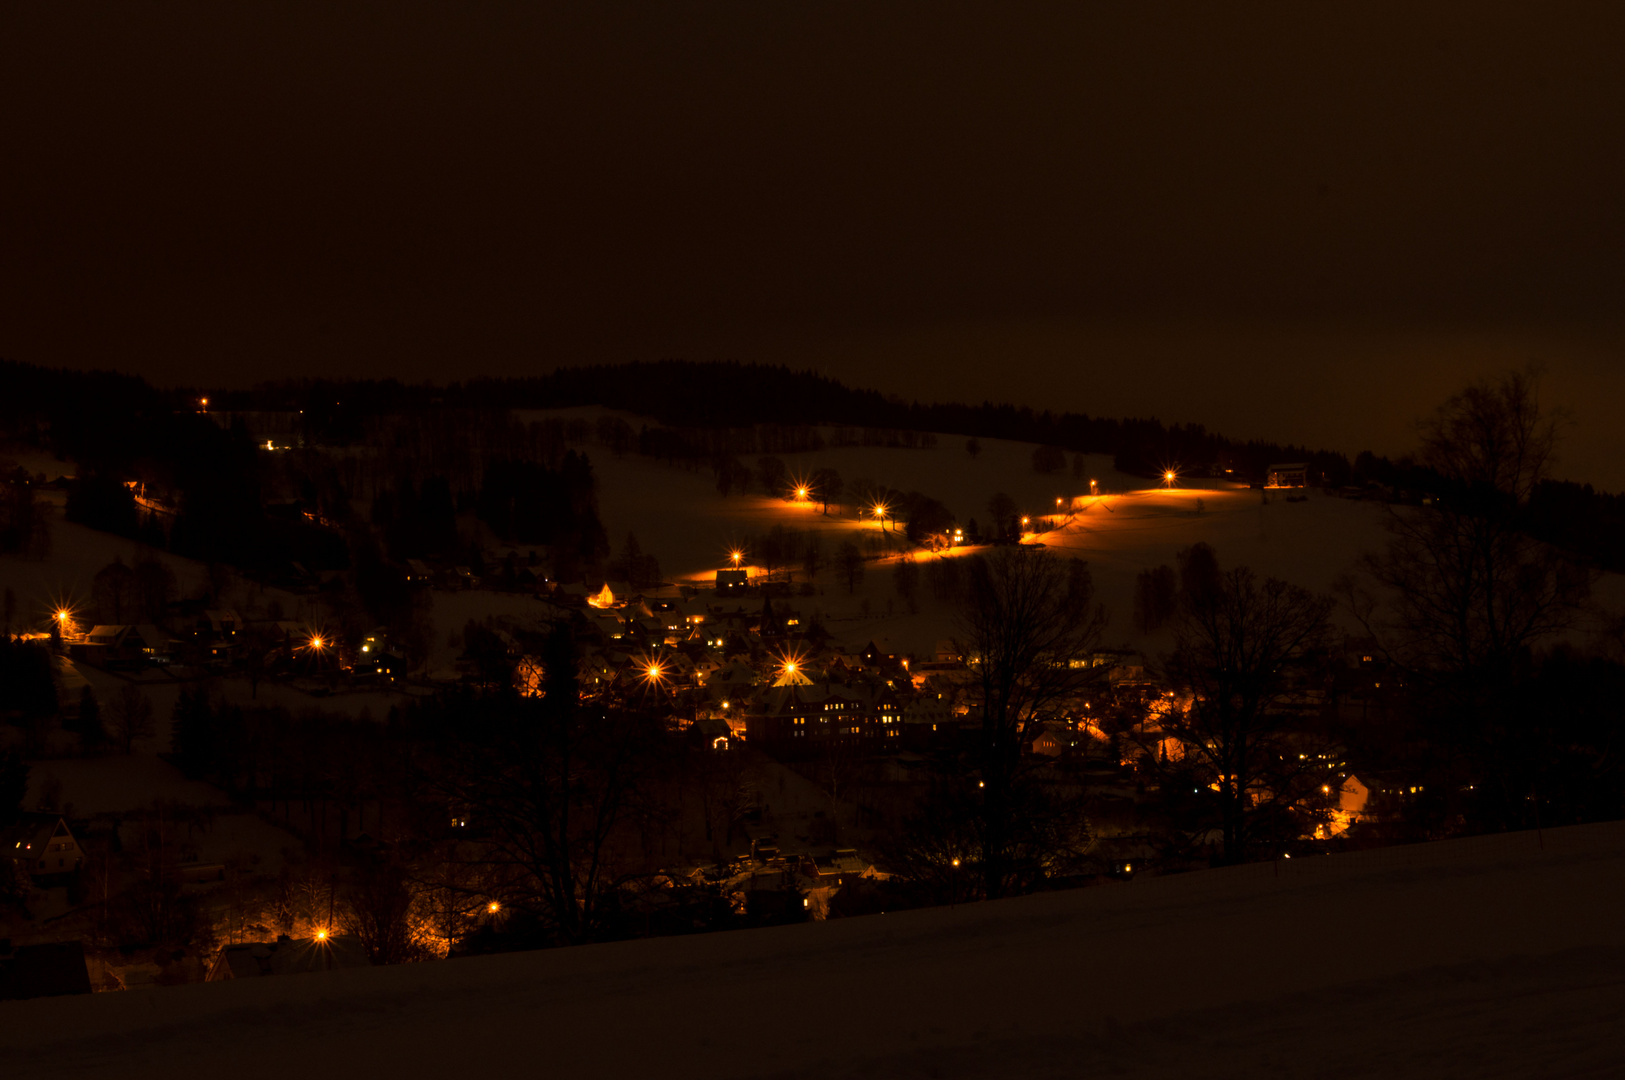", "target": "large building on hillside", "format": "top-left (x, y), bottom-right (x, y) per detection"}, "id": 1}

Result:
top-left (746, 682), bottom-right (903, 754)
